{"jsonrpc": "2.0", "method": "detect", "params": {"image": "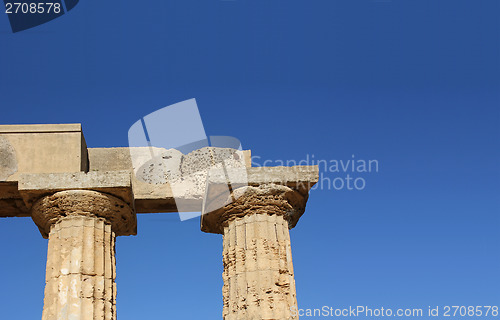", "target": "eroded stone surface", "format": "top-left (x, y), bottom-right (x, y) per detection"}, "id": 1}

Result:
top-left (19, 171), bottom-right (134, 209)
top-left (223, 214), bottom-right (298, 320)
top-left (0, 136), bottom-right (17, 181)
top-left (0, 123), bottom-right (88, 181)
top-left (135, 149), bottom-right (183, 184)
top-left (0, 123), bottom-right (319, 320)
top-left (31, 190), bottom-right (136, 238)
top-left (202, 184), bottom-right (308, 234)
top-left (215, 185), bottom-right (303, 320)
top-left (136, 147), bottom-right (248, 196)
top-left (84, 146), bottom-right (252, 214)
top-left (34, 190), bottom-right (128, 320)
top-left (42, 216), bottom-right (117, 320)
